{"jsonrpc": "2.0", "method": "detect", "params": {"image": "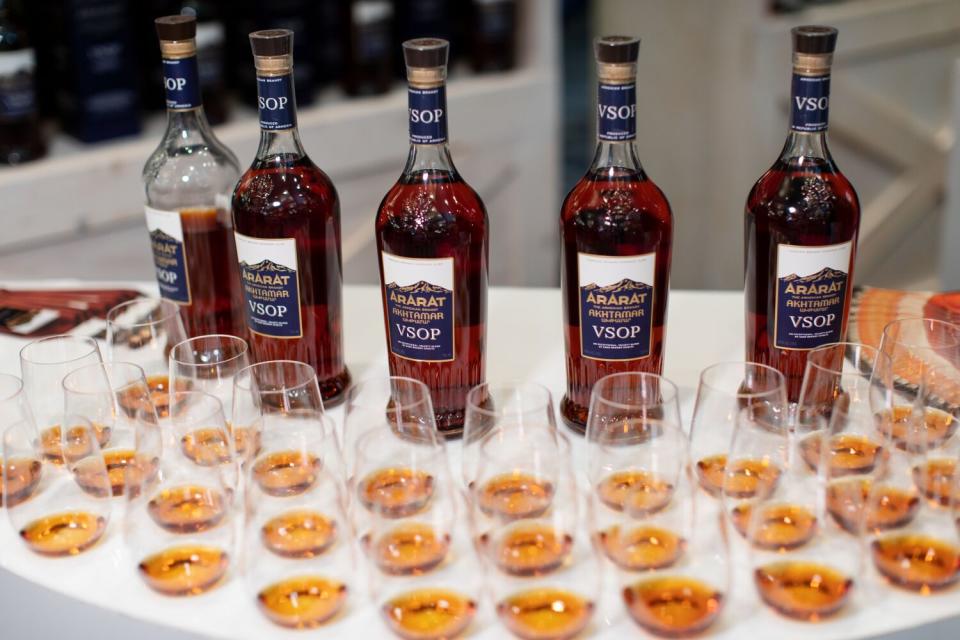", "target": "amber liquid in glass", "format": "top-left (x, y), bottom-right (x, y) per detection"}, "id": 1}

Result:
top-left (623, 577), bottom-right (723, 637)
top-left (258, 576), bottom-right (347, 627)
top-left (139, 545), bottom-right (229, 595)
top-left (475, 472), bottom-right (555, 521)
top-left (382, 589), bottom-right (477, 640)
top-left (261, 510), bottom-right (337, 558)
top-left (498, 588), bottom-right (594, 640)
top-left (755, 561), bottom-right (852, 620)
top-left (20, 511), bottom-right (106, 556)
